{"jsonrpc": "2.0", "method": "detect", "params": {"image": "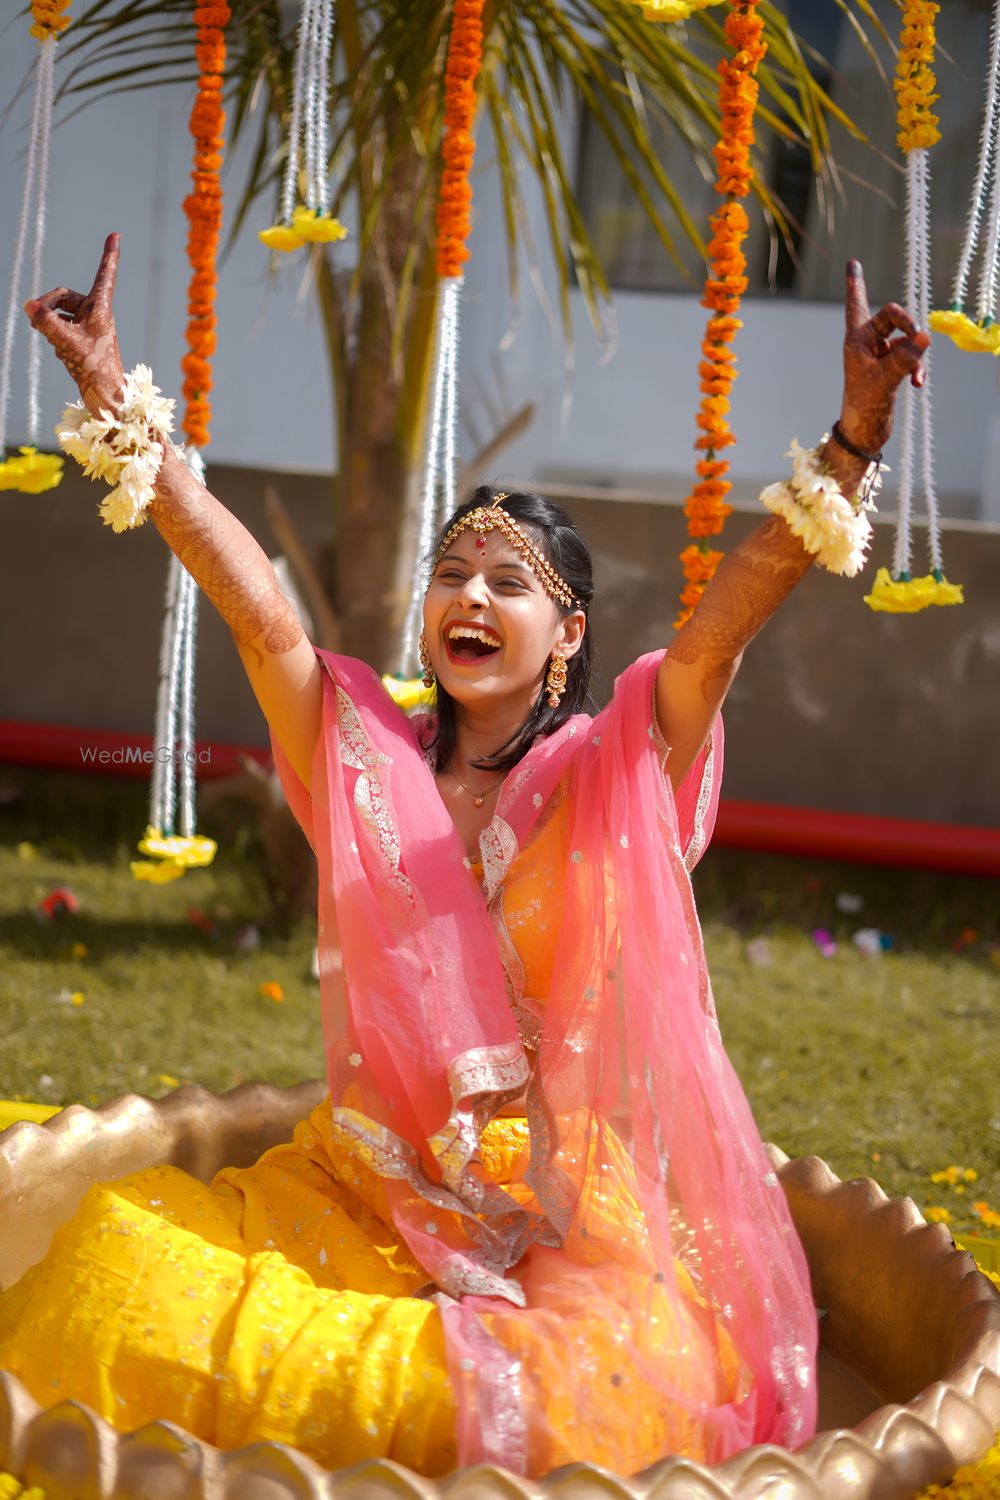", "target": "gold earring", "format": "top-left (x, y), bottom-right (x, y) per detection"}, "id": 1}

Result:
top-left (546, 652), bottom-right (568, 708)
top-left (418, 632), bottom-right (435, 688)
